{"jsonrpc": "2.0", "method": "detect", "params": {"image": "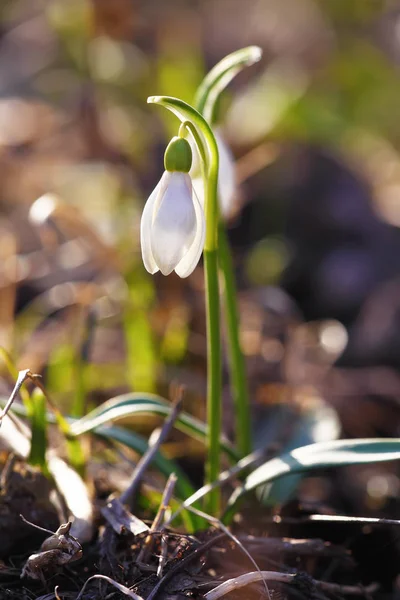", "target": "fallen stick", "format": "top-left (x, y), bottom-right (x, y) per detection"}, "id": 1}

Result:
top-left (204, 571), bottom-right (379, 600)
top-left (136, 473), bottom-right (177, 565)
top-left (120, 384), bottom-right (183, 510)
